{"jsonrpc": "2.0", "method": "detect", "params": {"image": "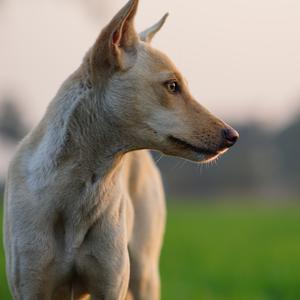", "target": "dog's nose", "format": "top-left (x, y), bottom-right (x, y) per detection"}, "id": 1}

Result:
top-left (222, 127), bottom-right (239, 148)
